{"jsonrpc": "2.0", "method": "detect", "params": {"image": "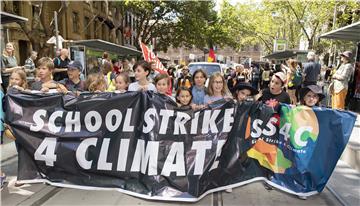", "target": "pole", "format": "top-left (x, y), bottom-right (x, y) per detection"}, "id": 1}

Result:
top-left (331, 3), bottom-right (337, 66)
top-left (54, 11), bottom-right (59, 51)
